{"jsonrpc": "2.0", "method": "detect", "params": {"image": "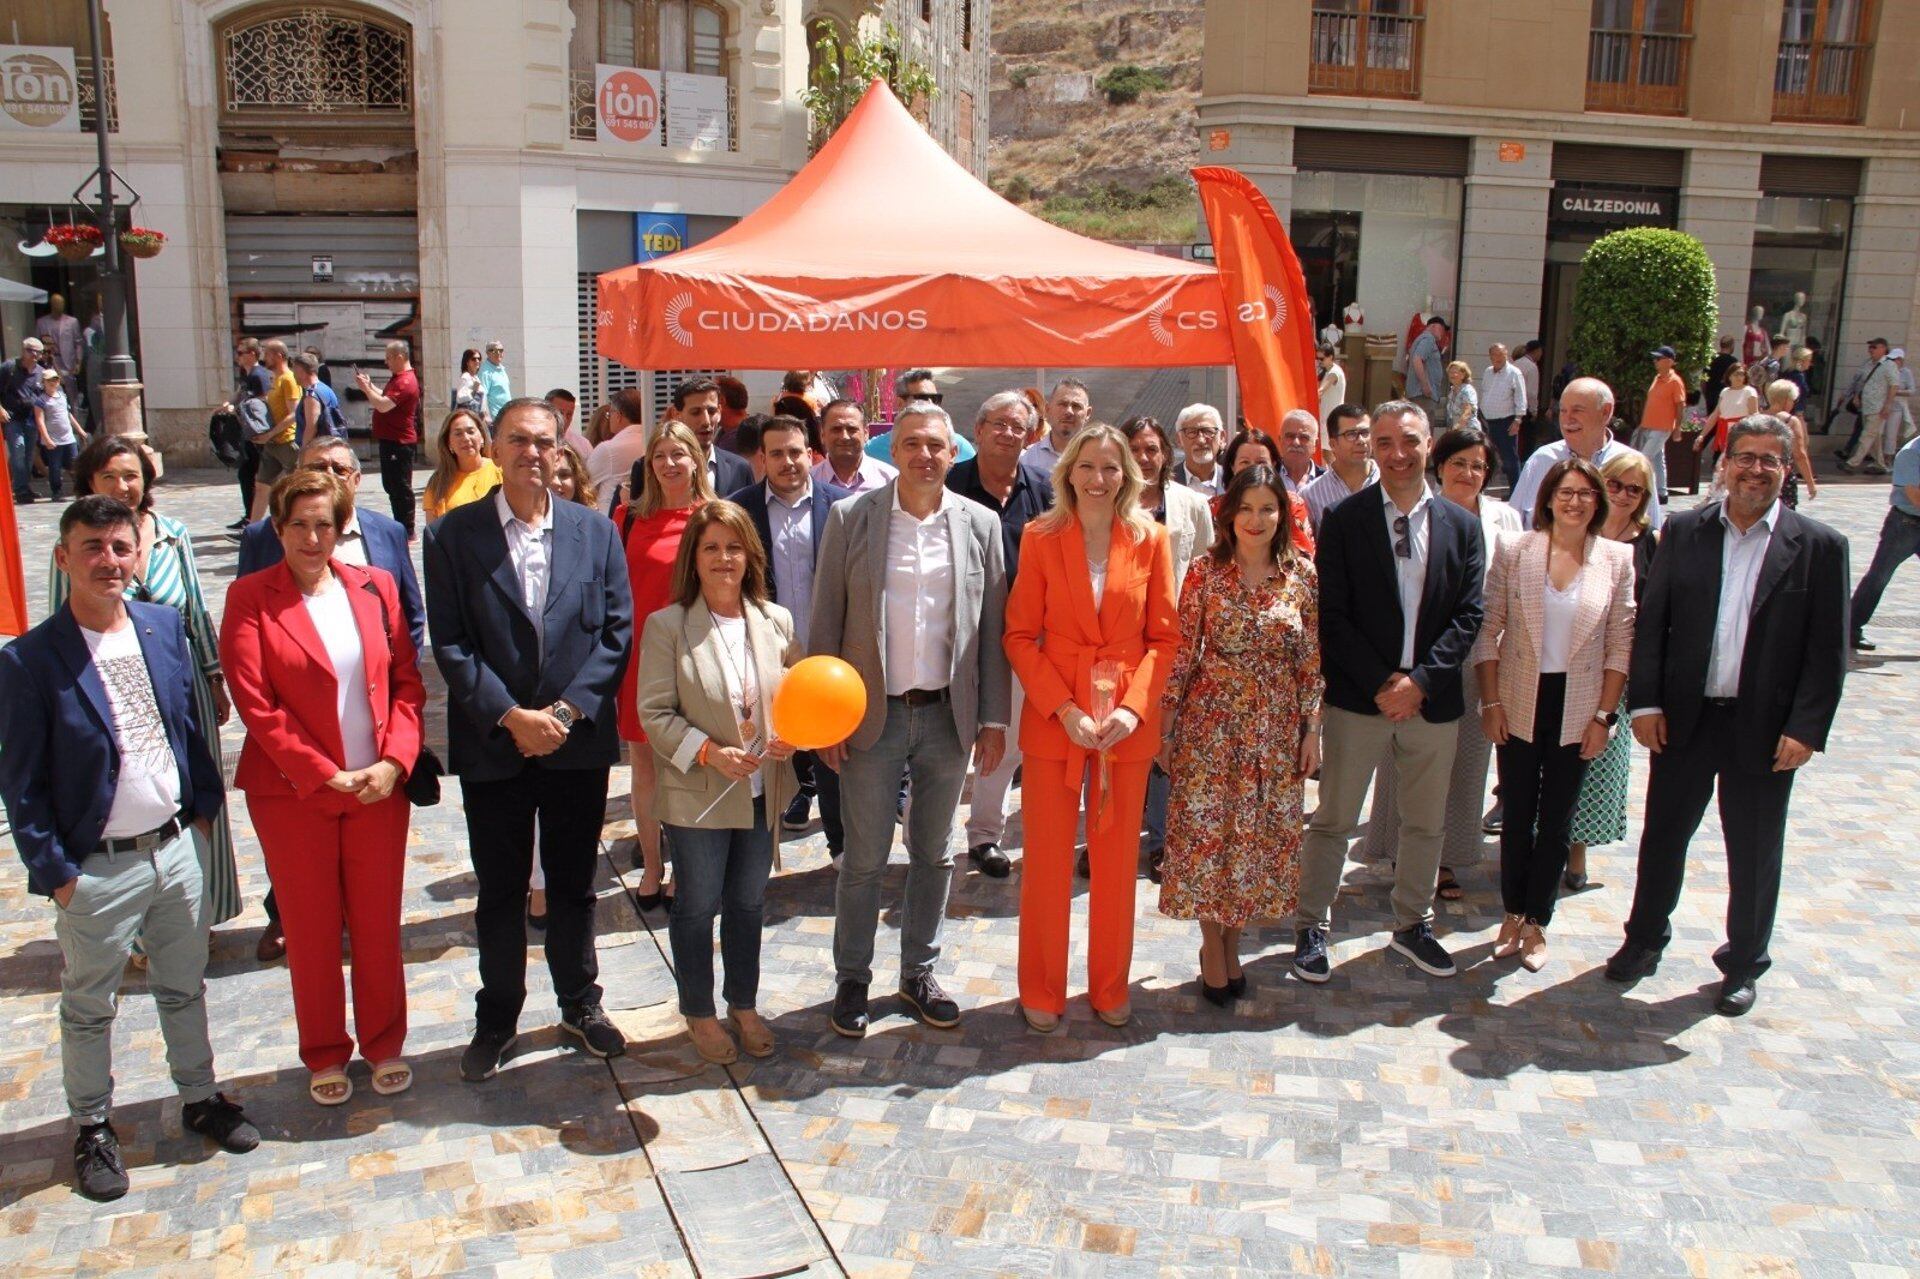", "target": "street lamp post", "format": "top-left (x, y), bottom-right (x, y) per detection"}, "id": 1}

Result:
top-left (83, 0), bottom-right (144, 438)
